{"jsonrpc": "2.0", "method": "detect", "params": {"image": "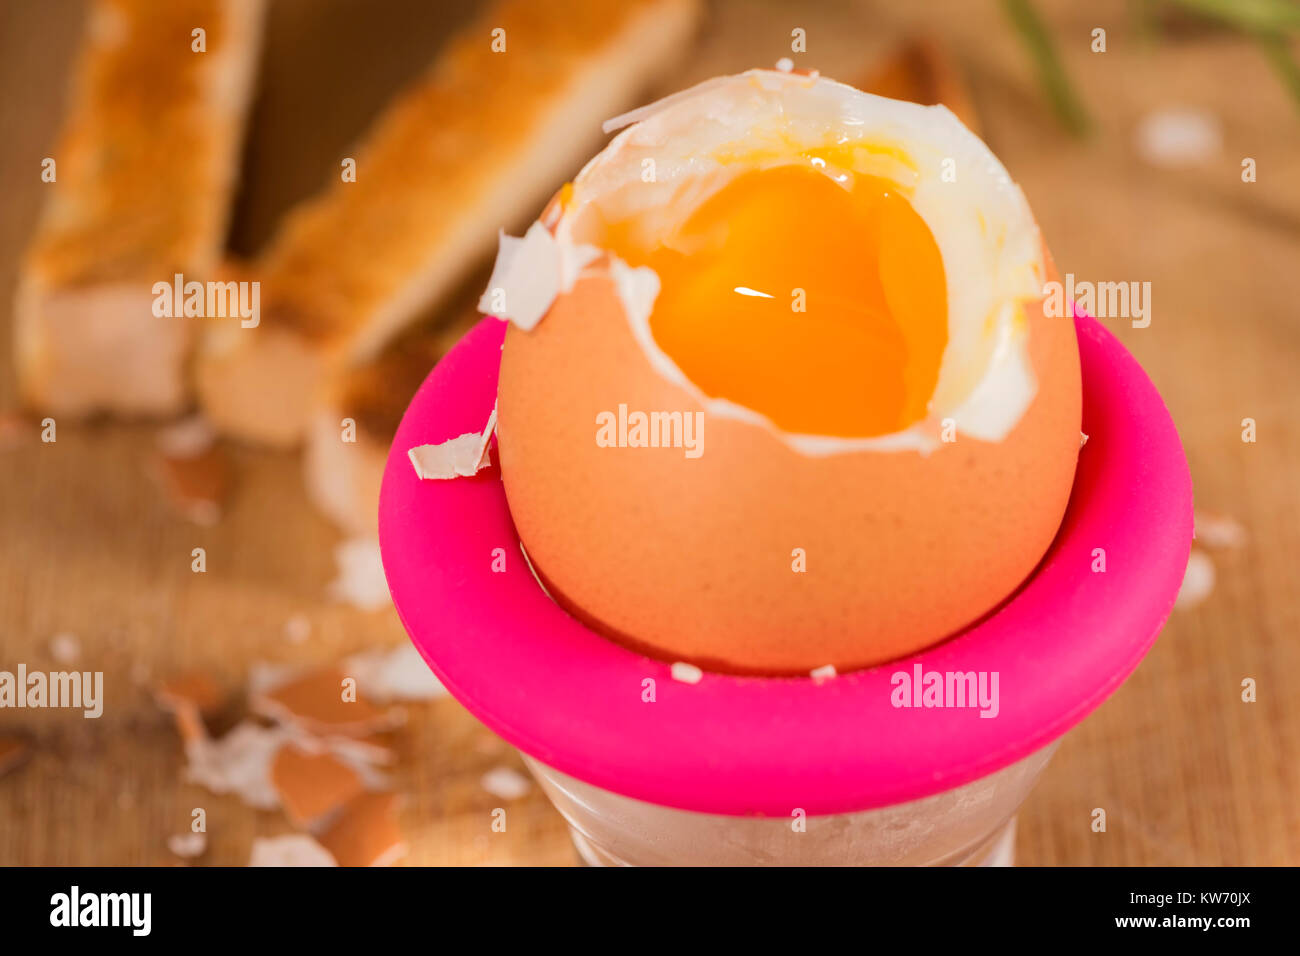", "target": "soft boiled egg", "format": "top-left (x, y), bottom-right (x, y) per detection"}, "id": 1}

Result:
top-left (487, 69), bottom-right (1081, 676)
